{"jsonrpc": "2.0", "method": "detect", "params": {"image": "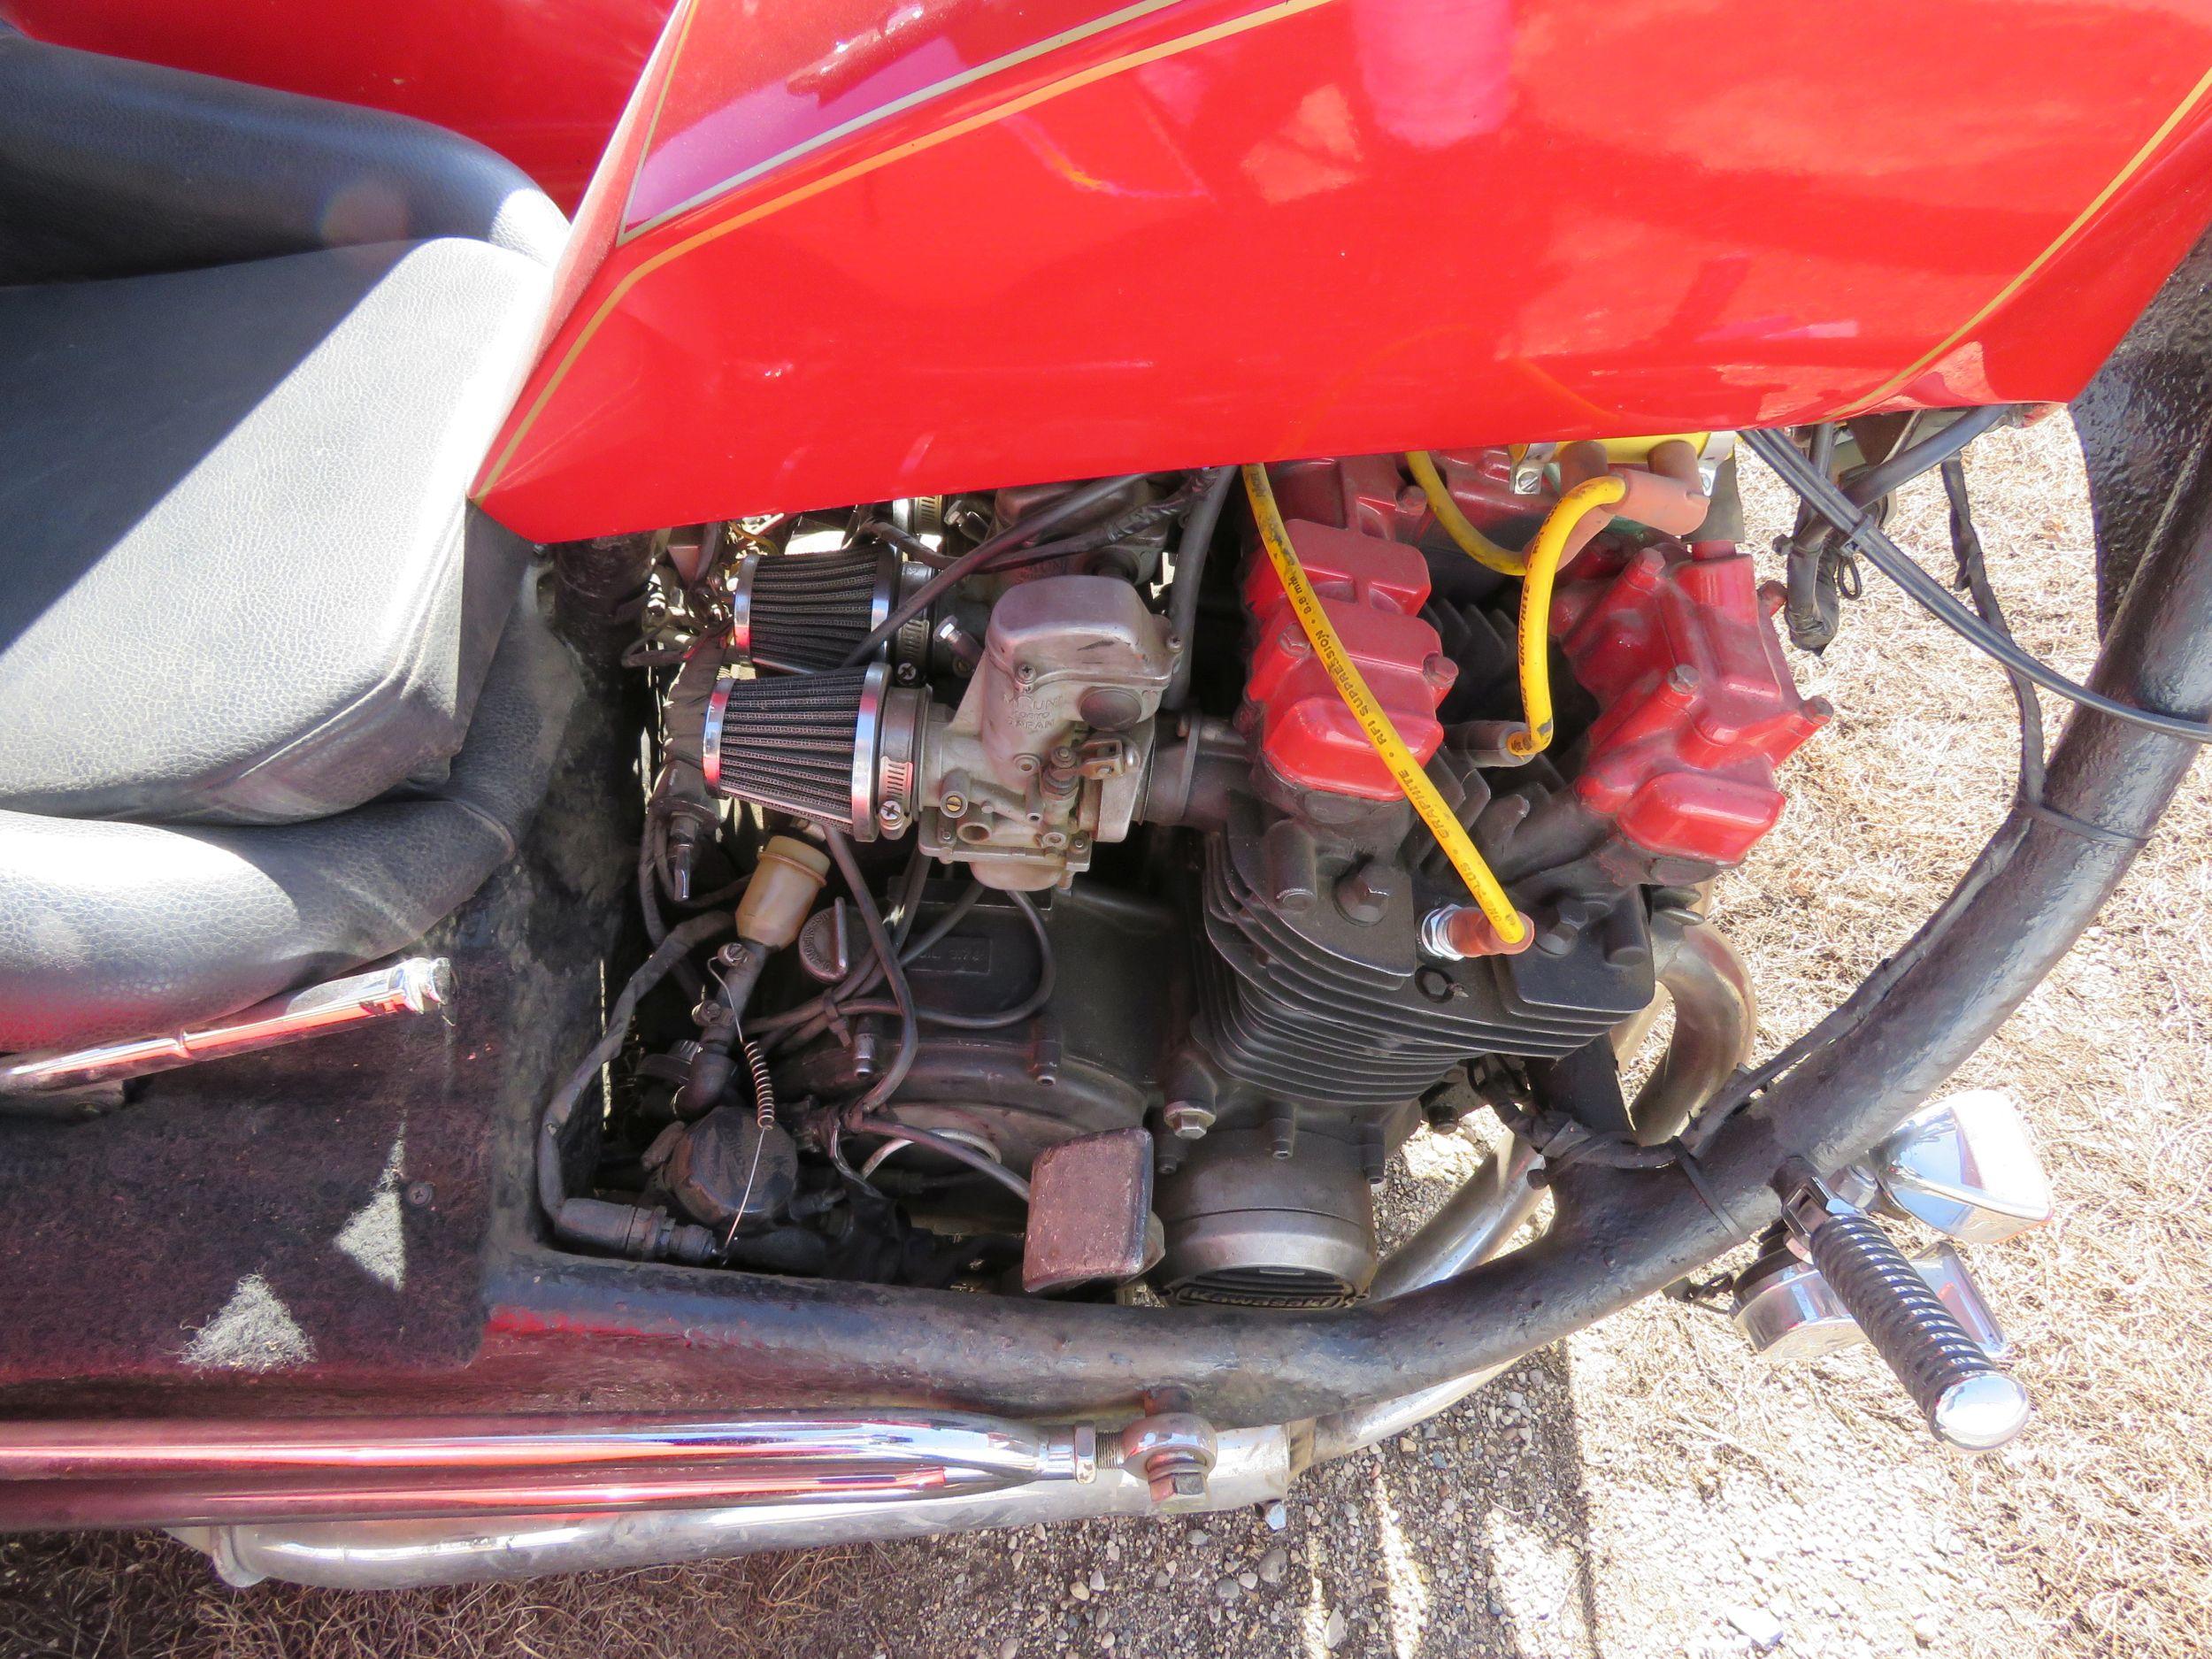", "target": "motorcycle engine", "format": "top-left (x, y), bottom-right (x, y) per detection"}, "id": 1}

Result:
top-left (643, 448), bottom-right (1825, 1306)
